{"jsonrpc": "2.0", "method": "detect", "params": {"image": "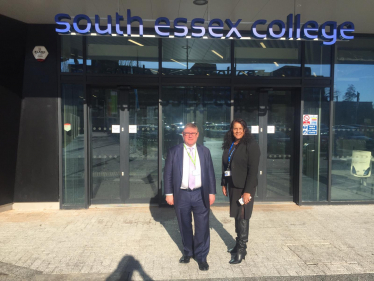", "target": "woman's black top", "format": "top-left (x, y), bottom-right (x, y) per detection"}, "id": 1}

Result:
top-left (221, 138), bottom-right (261, 196)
